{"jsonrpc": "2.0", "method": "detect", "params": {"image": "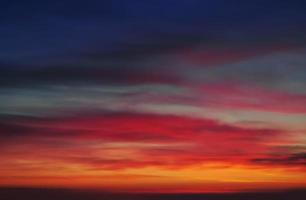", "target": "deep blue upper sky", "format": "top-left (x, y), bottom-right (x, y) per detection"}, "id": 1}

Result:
top-left (1, 0), bottom-right (306, 65)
